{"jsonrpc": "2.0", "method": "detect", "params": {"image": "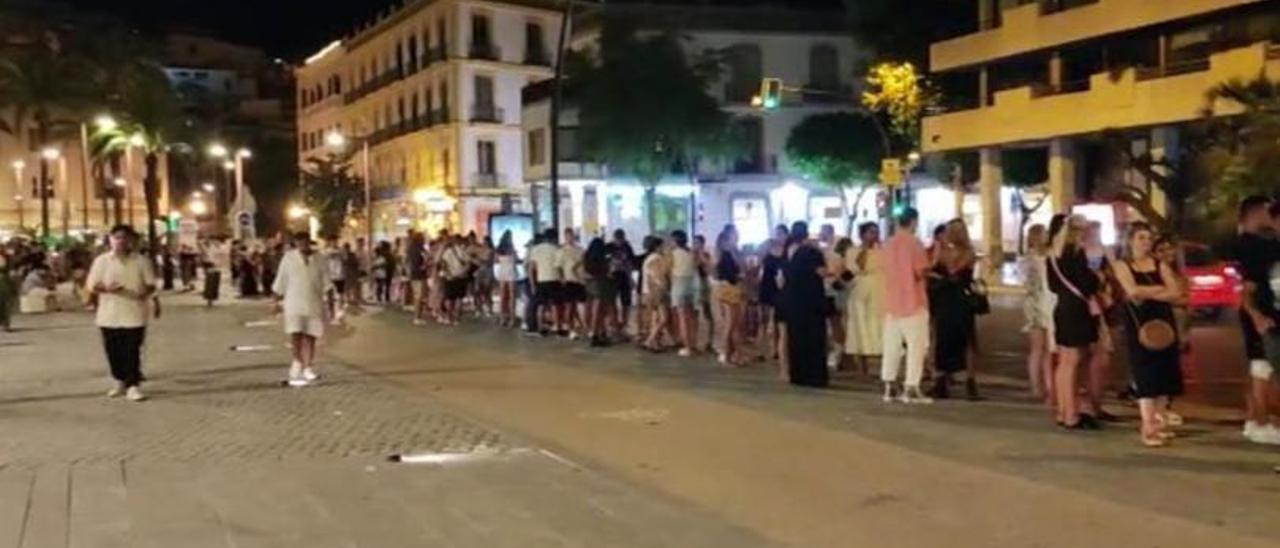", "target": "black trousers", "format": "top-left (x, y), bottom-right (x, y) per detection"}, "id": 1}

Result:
top-left (101, 327), bottom-right (146, 387)
top-left (375, 279), bottom-right (392, 303)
